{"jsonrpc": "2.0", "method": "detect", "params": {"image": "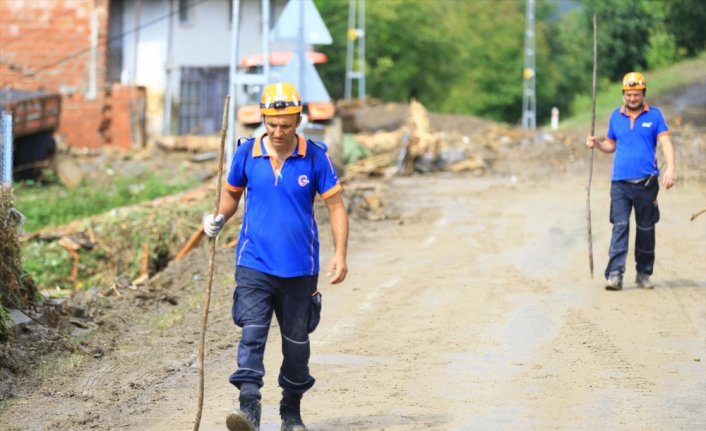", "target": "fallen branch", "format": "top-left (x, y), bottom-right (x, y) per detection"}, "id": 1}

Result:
top-left (691, 208), bottom-right (706, 221)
